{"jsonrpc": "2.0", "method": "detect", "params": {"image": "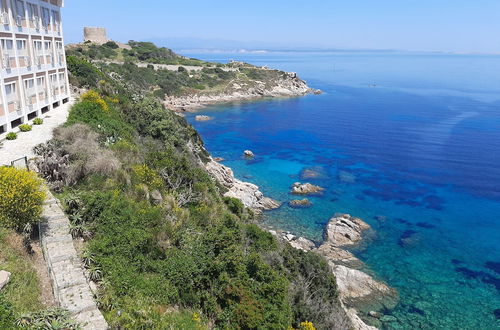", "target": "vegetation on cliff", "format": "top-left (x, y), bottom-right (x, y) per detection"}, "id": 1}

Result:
top-left (27, 45), bottom-right (348, 329)
top-left (66, 41), bottom-right (308, 101)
